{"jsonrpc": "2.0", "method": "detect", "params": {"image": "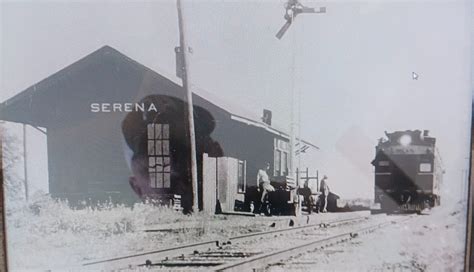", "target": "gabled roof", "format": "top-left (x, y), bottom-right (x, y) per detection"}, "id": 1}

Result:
top-left (0, 45), bottom-right (317, 149)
